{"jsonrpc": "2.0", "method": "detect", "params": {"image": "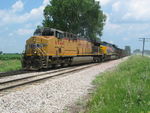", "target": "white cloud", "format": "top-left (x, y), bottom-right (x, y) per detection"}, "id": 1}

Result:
top-left (103, 13), bottom-right (122, 34)
top-left (112, 1), bottom-right (121, 12)
top-left (105, 21), bottom-right (121, 31)
top-left (98, 0), bottom-right (111, 6)
top-left (12, 0), bottom-right (24, 12)
top-left (105, 12), bottom-right (123, 32)
top-left (43, 0), bottom-right (50, 5)
top-left (16, 28), bottom-right (34, 36)
top-left (0, 0), bottom-right (49, 26)
top-left (123, 0), bottom-right (150, 21)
